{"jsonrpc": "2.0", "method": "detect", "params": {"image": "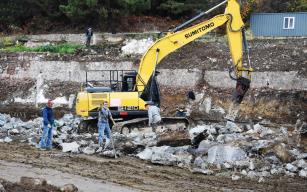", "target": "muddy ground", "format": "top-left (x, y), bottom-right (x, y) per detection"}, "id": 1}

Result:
top-left (0, 142), bottom-right (306, 192)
